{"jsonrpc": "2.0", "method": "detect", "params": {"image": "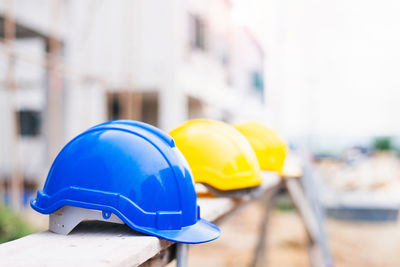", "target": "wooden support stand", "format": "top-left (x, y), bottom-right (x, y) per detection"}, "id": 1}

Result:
top-left (251, 167), bottom-right (333, 267)
top-left (0, 170), bottom-right (332, 267)
top-left (0, 174), bottom-right (282, 267)
top-left (285, 177), bottom-right (333, 267)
